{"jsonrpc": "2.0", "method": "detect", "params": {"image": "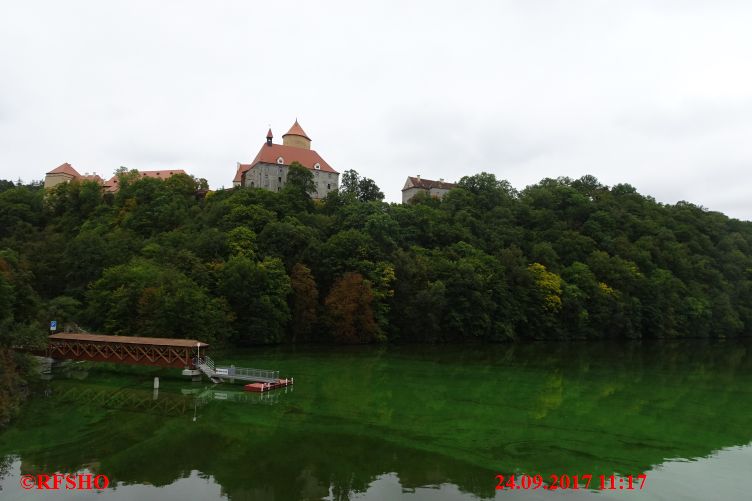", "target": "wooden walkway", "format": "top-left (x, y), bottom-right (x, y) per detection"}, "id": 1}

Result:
top-left (45, 333), bottom-right (293, 388)
top-left (47, 333), bottom-right (208, 368)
